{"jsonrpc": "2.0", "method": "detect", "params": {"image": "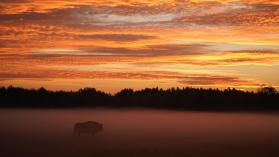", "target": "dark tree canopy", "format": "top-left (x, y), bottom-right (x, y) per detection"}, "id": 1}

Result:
top-left (0, 85), bottom-right (278, 110)
top-left (258, 86), bottom-right (278, 95)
